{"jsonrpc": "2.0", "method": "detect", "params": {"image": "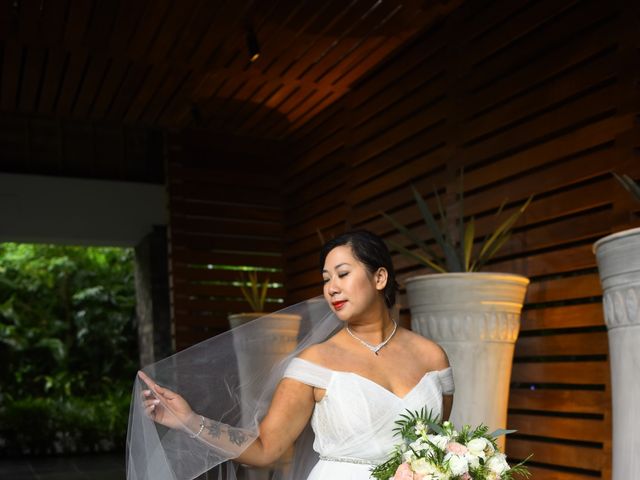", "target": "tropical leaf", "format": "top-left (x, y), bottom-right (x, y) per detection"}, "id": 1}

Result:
top-left (384, 183), bottom-right (532, 273)
top-left (411, 186), bottom-right (462, 271)
top-left (259, 276), bottom-right (269, 311)
top-left (433, 186), bottom-right (448, 245)
top-left (457, 170), bottom-right (465, 262)
top-left (613, 172), bottom-right (640, 202)
top-left (386, 240), bottom-right (447, 274)
top-left (239, 271), bottom-right (270, 312)
top-left (381, 212), bottom-right (440, 262)
top-left (476, 196), bottom-right (532, 264)
top-left (463, 218), bottom-right (475, 272)
top-left (473, 232), bottom-right (512, 271)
